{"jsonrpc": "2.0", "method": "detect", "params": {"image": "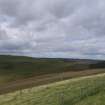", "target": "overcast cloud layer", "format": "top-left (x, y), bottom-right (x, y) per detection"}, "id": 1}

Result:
top-left (0, 0), bottom-right (105, 59)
